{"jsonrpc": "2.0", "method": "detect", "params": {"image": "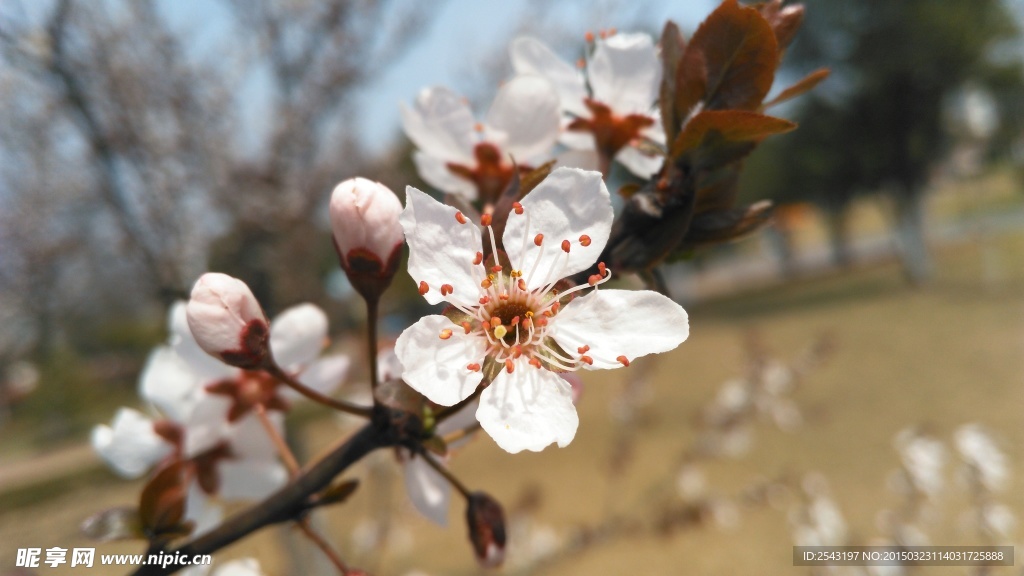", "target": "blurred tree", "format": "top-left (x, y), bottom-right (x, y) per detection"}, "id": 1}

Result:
top-left (746, 0), bottom-right (1024, 283)
top-left (0, 0), bottom-right (435, 360)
